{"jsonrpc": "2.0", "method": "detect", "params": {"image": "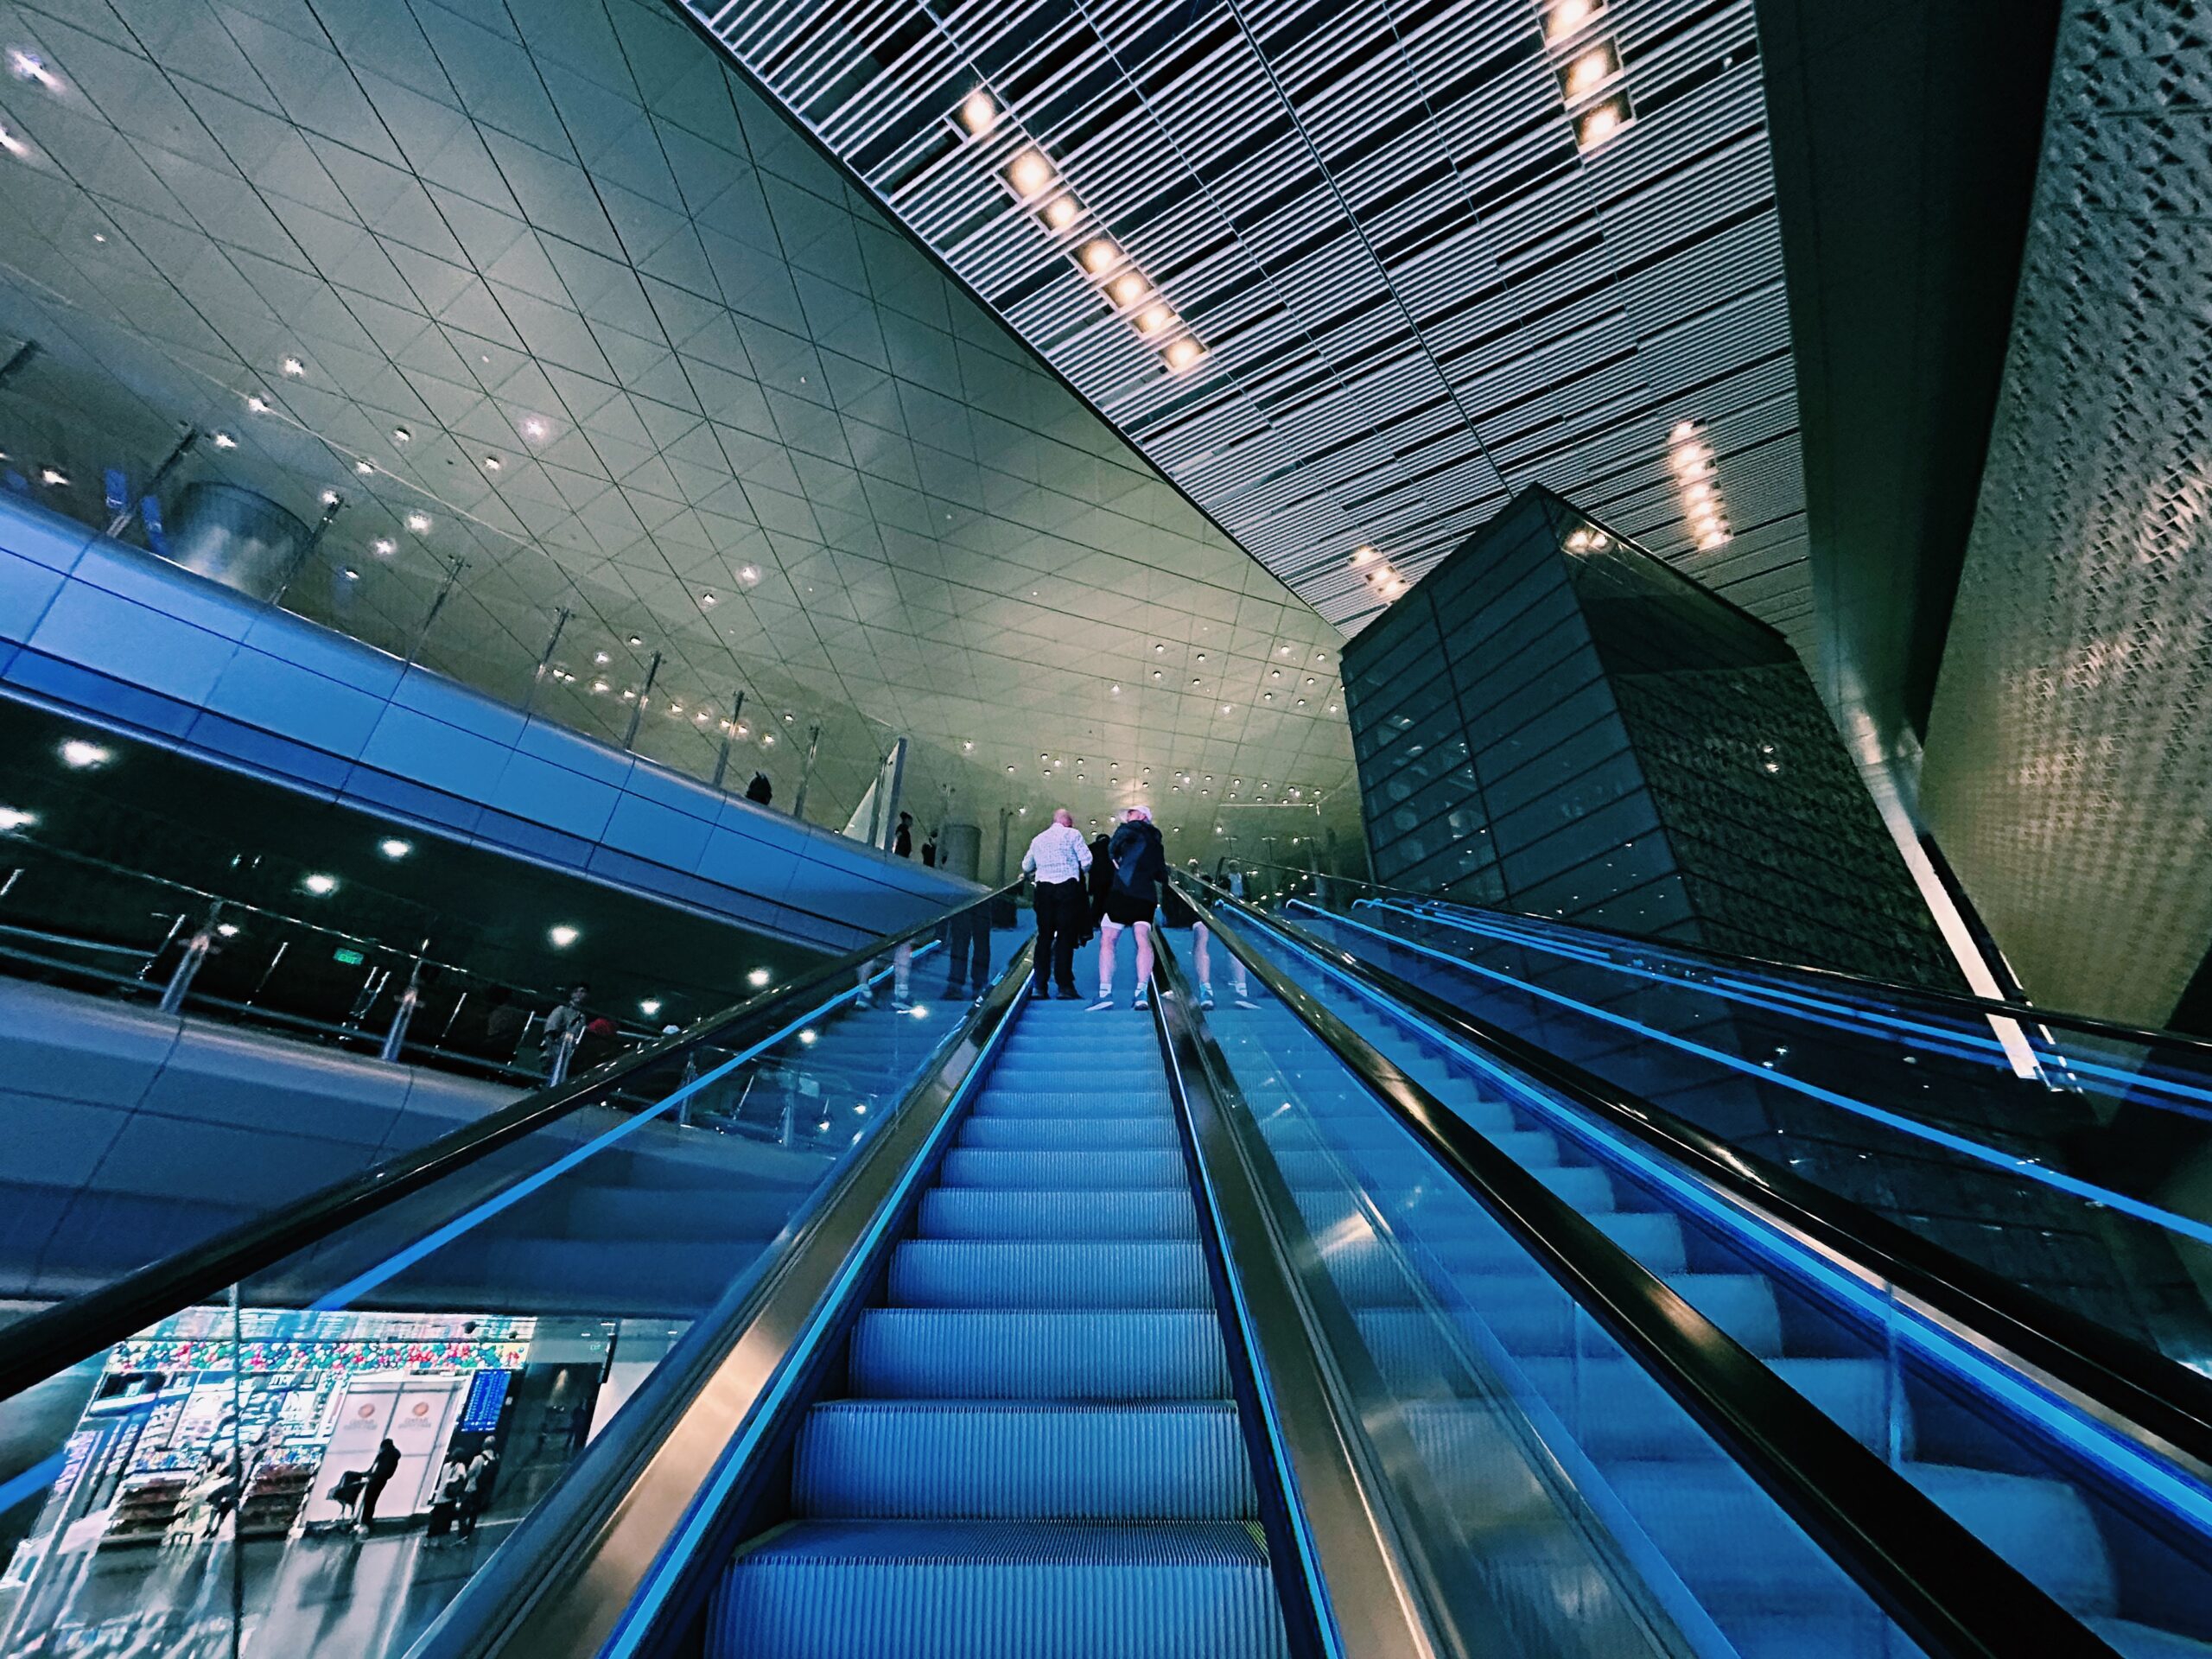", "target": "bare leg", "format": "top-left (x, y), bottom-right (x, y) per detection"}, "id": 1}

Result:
top-left (893, 941), bottom-right (912, 1003)
top-left (1096, 921), bottom-right (1123, 1003)
top-left (1133, 921), bottom-right (1154, 1001)
top-left (1192, 922), bottom-right (1212, 995)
